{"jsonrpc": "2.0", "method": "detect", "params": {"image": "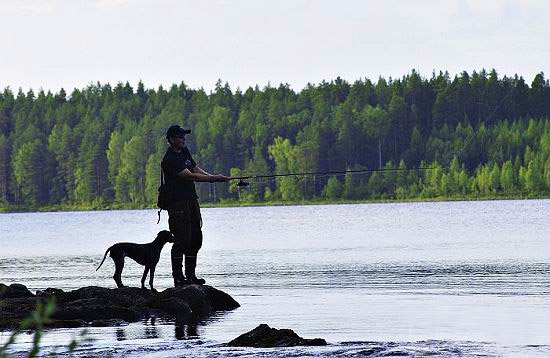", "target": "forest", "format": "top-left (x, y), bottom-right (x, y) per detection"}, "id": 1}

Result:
top-left (1, 69), bottom-right (550, 210)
